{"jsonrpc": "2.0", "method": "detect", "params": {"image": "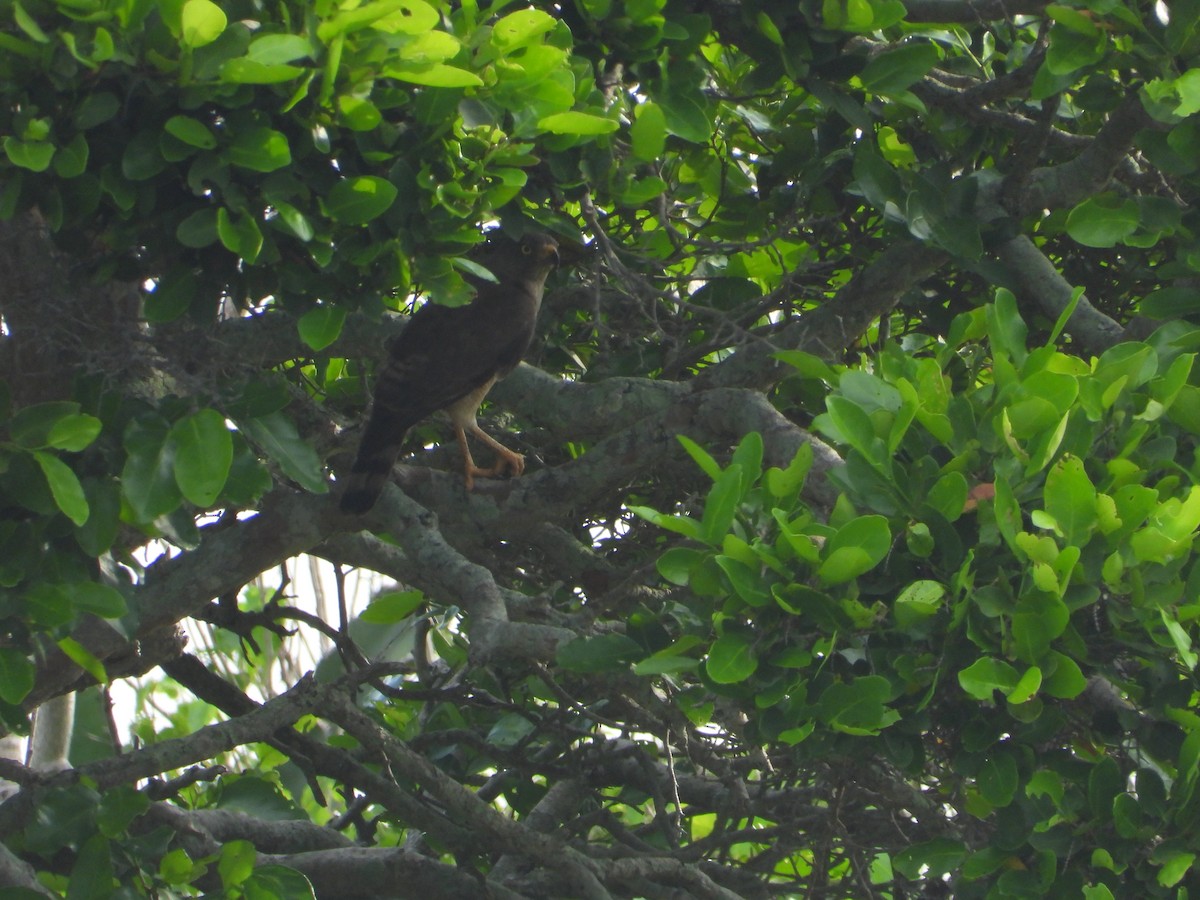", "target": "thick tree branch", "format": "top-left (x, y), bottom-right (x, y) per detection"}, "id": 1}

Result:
top-left (1019, 94), bottom-right (1155, 214)
top-left (995, 235), bottom-right (1125, 352)
top-left (0, 840), bottom-right (52, 896)
top-left (260, 845), bottom-right (532, 900)
top-left (697, 240), bottom-right (950, 391)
